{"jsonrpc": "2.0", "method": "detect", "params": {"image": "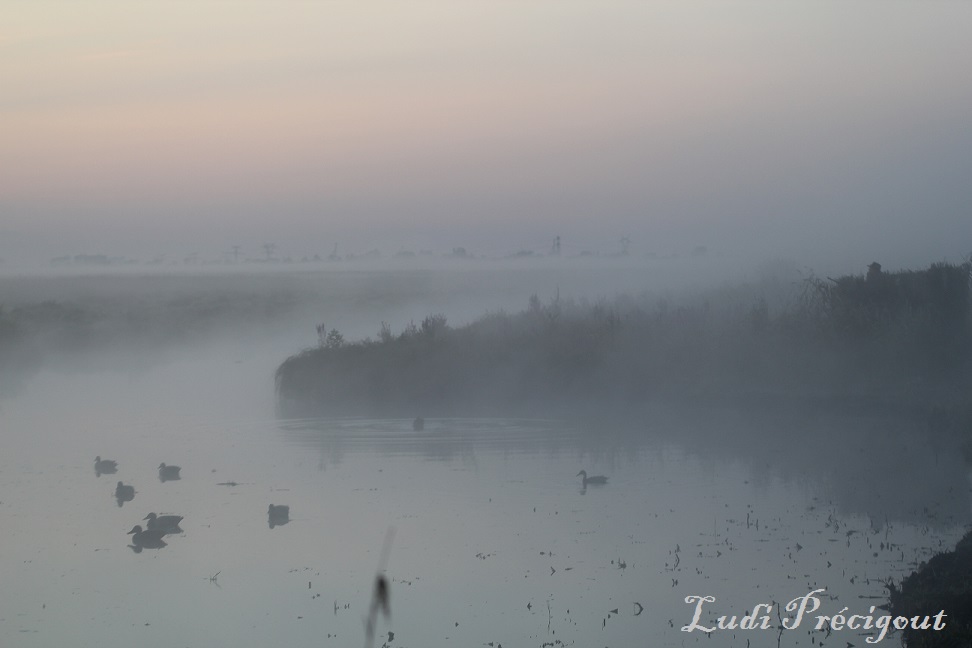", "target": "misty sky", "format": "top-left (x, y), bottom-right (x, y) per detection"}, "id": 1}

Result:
top-left (2, 2), bottom-right (971, 269)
